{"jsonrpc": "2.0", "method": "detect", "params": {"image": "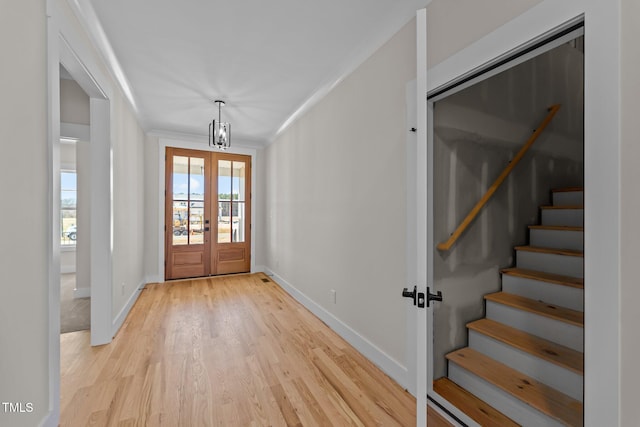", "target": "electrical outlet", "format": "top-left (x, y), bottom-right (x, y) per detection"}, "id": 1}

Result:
top-left (330, 289), bottom-right (336, 304)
